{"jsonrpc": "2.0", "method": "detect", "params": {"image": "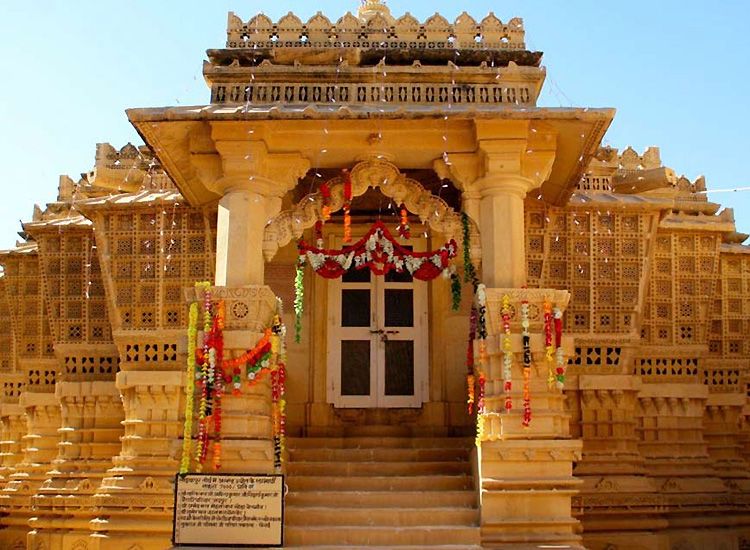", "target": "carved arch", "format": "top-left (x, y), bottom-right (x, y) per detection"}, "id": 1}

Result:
top-left (262, 160), bottom-right (480, 262)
